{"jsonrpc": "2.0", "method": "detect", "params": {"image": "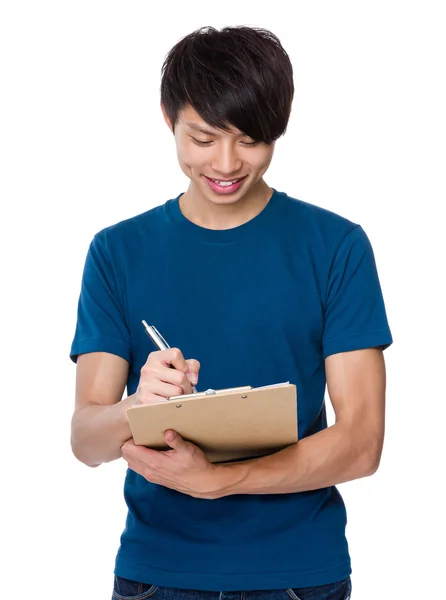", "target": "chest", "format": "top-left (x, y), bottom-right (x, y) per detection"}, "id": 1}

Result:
top-left (125, 234), bottom-right (326, 383)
